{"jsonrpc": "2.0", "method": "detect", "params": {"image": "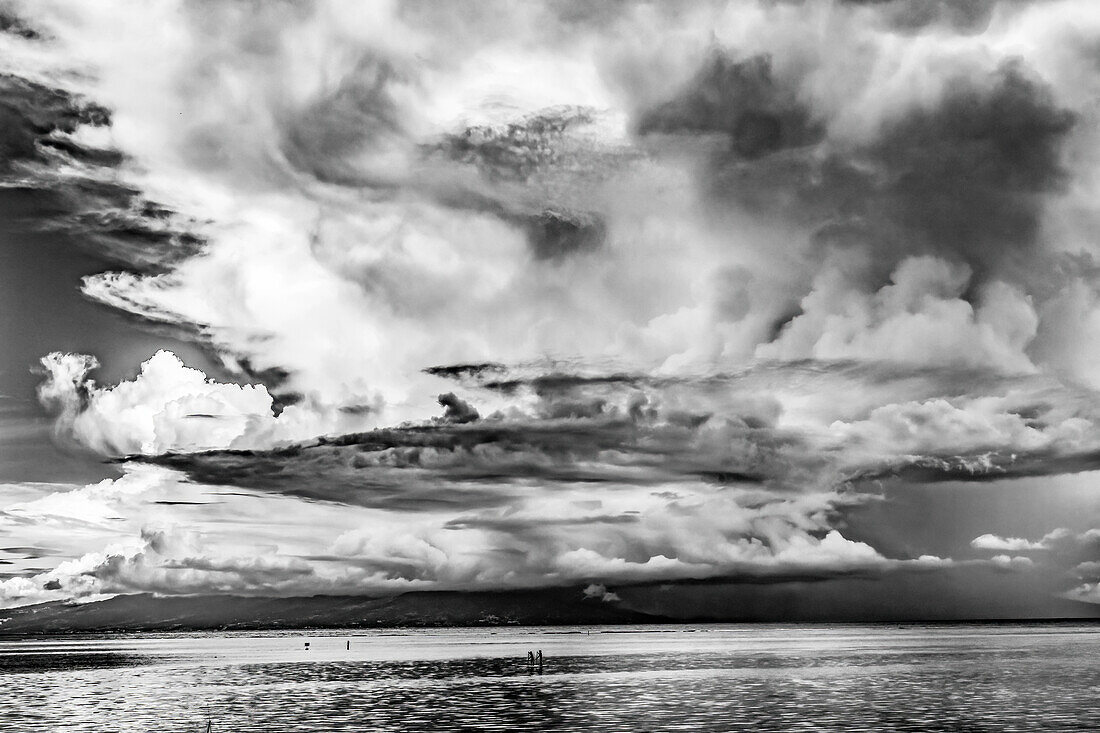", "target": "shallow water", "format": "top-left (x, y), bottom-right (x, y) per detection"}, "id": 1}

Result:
top-left (1, 623), bottom-right (1098, 731)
